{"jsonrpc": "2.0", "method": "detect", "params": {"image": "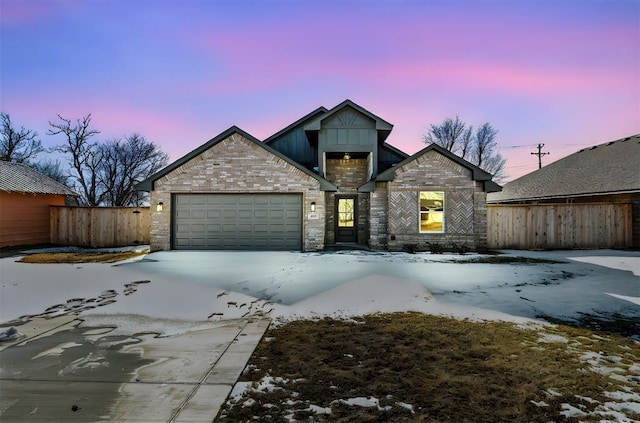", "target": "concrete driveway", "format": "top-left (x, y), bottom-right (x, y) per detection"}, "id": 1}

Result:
top-left (0, 253), bottom-right (270, 423)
